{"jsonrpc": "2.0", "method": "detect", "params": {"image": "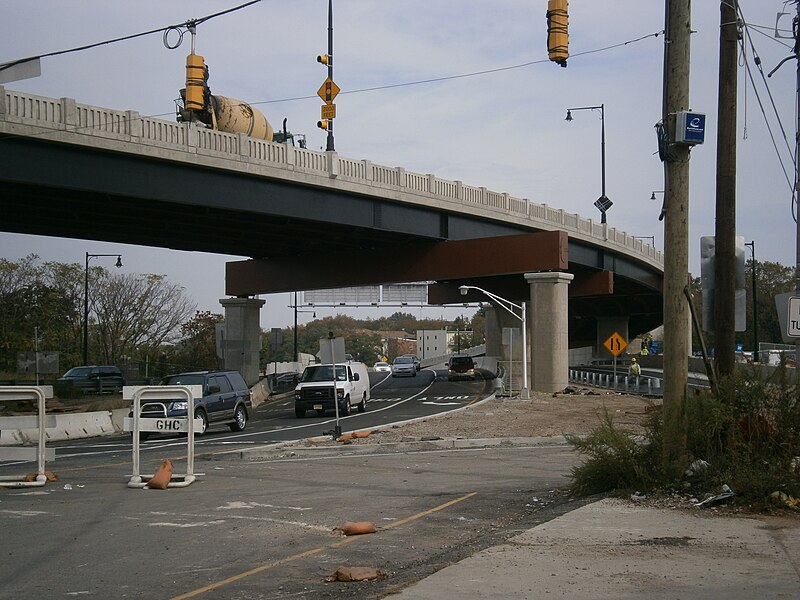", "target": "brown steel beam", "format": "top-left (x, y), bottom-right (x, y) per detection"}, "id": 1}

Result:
top-left (226, 231), bottom-right (568, 296)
